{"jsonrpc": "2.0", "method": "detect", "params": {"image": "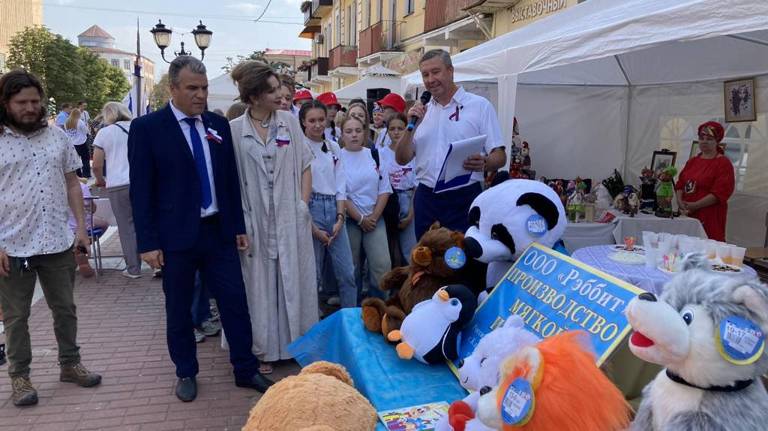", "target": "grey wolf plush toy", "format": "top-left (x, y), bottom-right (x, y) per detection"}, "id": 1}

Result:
top-left (464, 179), bottom-right (567, 292)
top-left (387, 284), bottom-right (477, 364)
top-left (626, 253), bottom-right (768, 431)
top-left (435, 315), bottom-right (540, 431)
